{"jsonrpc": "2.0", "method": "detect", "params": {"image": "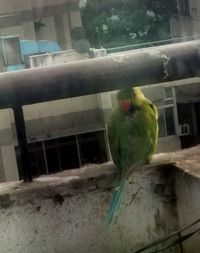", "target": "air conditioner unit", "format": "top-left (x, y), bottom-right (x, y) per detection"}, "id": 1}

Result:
top-left (178, 124), bottom-right (190, 136)
top-left (89, 48), bottom-right (107, 58)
